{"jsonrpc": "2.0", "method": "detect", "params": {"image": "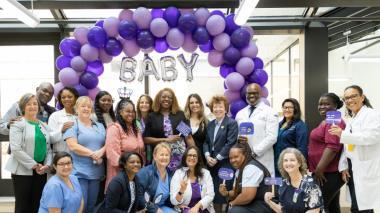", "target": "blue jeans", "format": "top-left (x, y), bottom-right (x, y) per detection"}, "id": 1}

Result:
top-left (78, 178), bottom-right (100, 213)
